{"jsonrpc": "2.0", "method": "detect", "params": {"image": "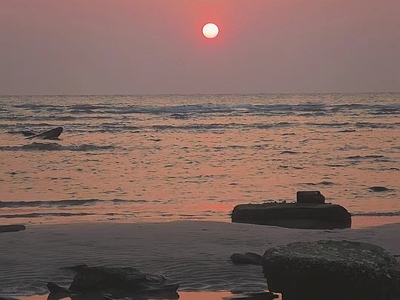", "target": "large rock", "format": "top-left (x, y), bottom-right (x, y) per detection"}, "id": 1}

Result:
top-left (231, 203), bottom-right (351, 229)
top-left (262, 240), bottom-right (400, 300)
top-left (48, 266), bottom-right (179, 299)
